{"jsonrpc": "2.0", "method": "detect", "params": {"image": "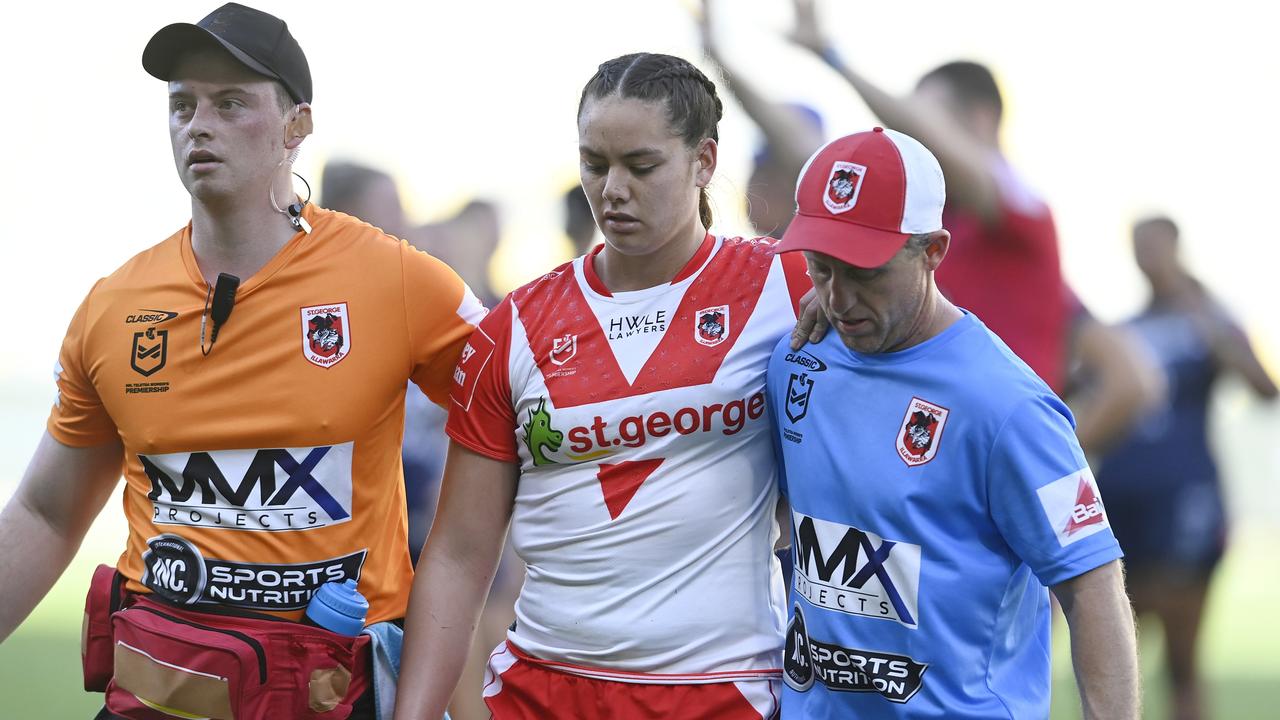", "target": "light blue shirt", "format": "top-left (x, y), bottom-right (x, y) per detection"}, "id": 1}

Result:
top-left (768, 312), bottom-right (1121, 719)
